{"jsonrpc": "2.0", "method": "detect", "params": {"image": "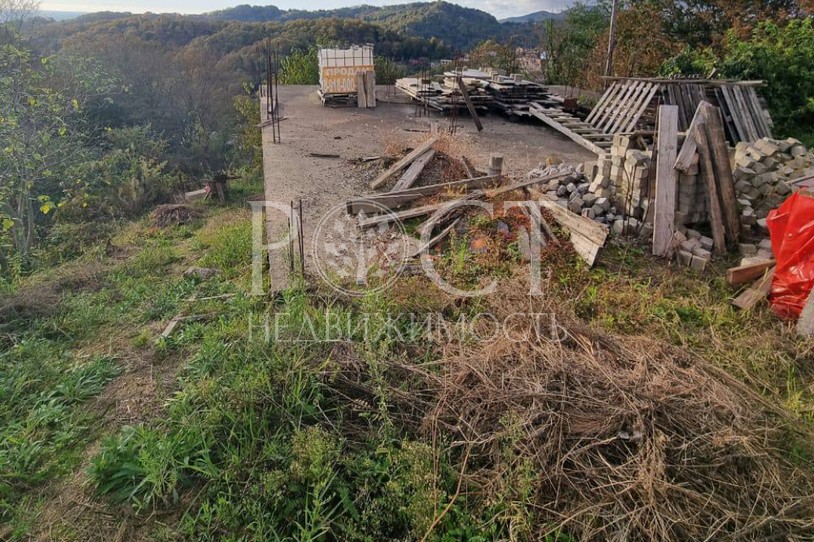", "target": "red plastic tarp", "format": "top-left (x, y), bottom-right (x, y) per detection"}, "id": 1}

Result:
top-left (766, 191), bottom-right (814, 319)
